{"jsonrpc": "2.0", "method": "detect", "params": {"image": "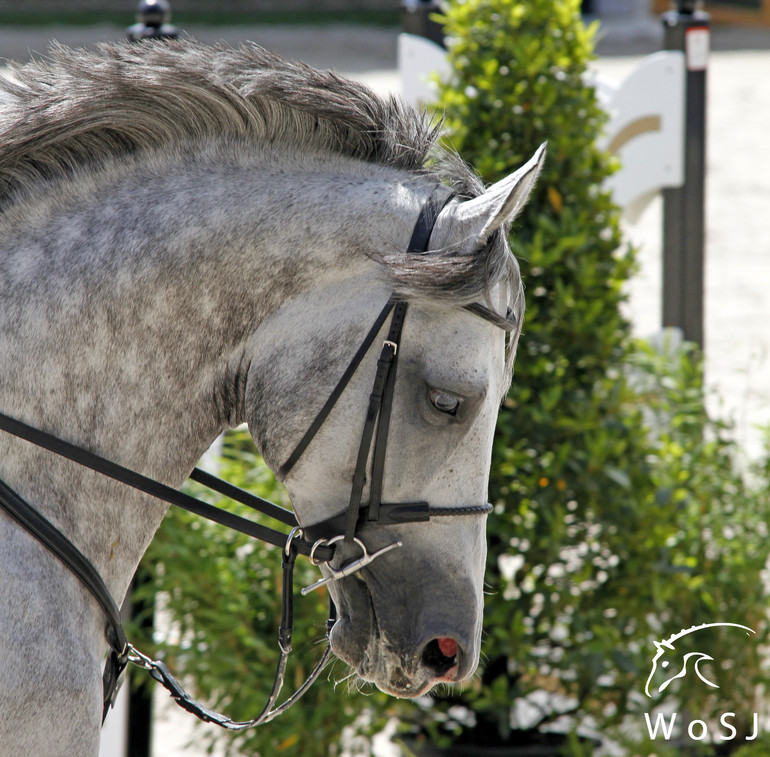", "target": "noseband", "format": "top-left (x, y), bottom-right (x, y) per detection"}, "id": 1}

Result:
top-left (0, 187), bottom-right (516, 728)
